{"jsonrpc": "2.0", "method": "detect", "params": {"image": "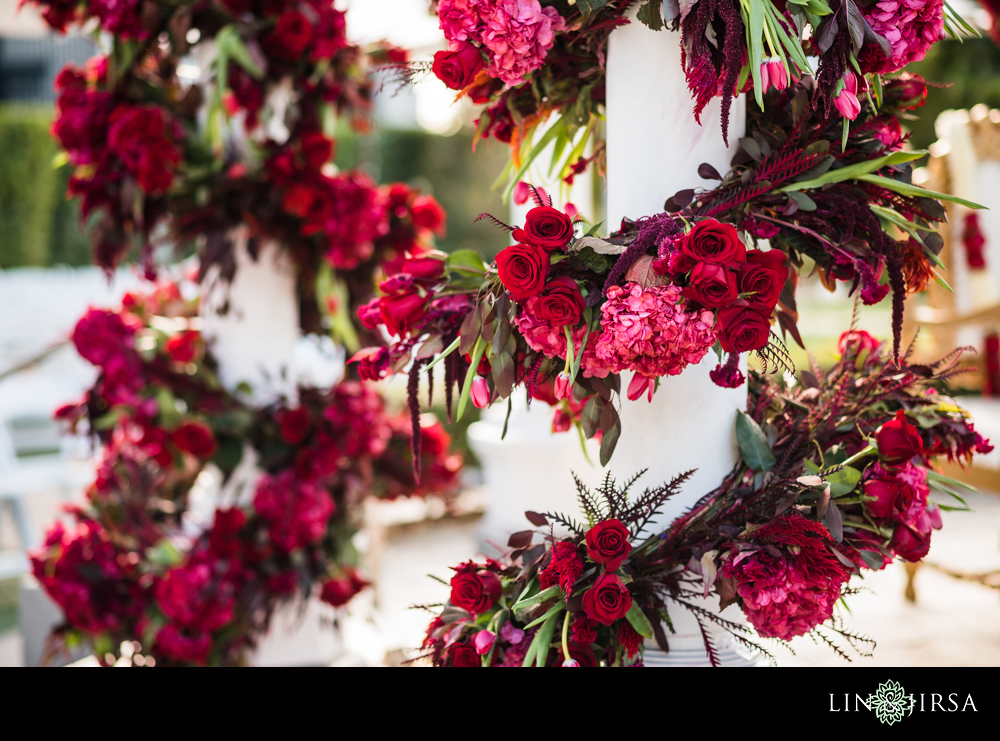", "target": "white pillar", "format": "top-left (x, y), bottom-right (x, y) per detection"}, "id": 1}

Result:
top-left (199, 231), bottom-right (344, 666)
top-left (471, 123), bottom-right (604, 547)
top-left (606, 8), bottom-right (756, 666)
